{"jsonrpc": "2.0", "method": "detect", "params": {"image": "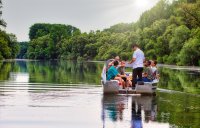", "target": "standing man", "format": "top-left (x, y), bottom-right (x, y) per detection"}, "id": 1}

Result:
top-left (129, 44), bottom-right (145, 88)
